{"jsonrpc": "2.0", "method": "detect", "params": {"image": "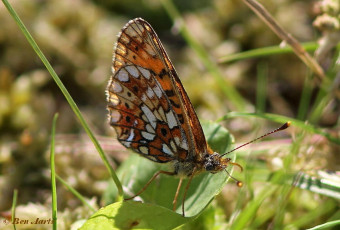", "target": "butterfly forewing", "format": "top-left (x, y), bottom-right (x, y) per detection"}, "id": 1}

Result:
top-left (107, 18), bottom-right (209, 164)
